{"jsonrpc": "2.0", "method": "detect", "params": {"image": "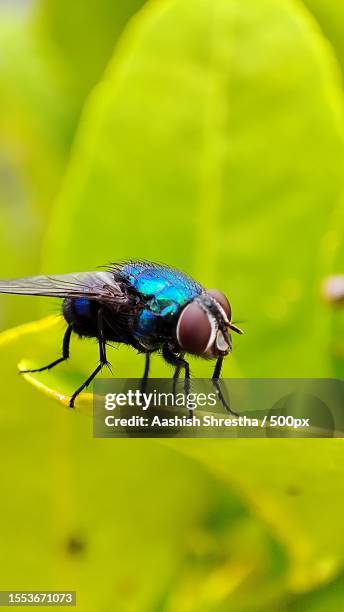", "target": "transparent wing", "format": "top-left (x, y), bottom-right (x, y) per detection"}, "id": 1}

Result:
top-left (0, 271), bottom-right (128, 303)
